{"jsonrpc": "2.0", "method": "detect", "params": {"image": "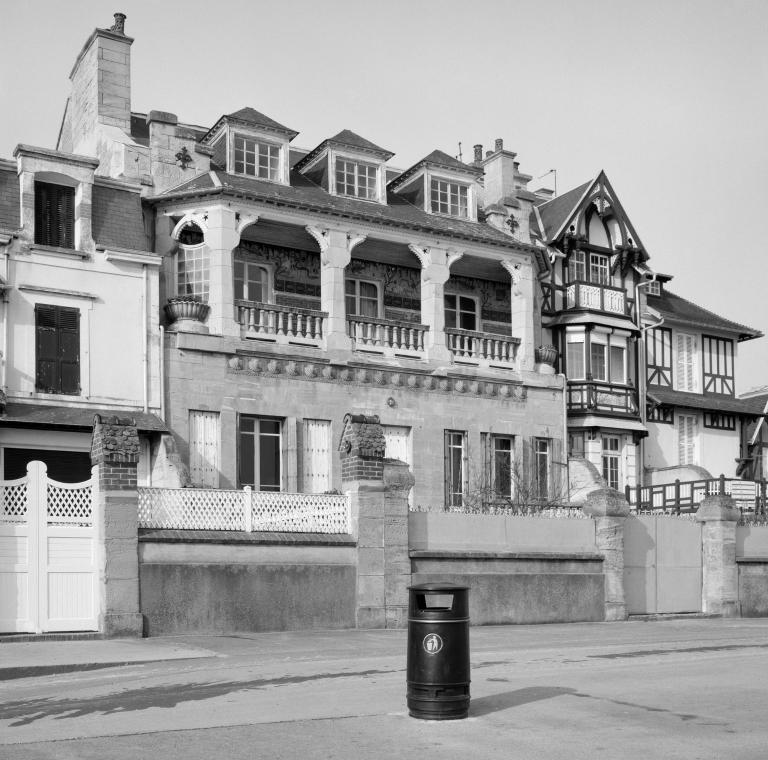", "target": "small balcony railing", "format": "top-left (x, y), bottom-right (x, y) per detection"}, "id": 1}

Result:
top-left (446, 328), bottom-right (519, 368)
top-left (347, 316), bottom-right (428, 358)
top-left (565, 281), bottom-right (630, 317)
top-left (236, 300), bottom-right (326, 347)
top-left (567, 380), bottom-right (638, 416)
